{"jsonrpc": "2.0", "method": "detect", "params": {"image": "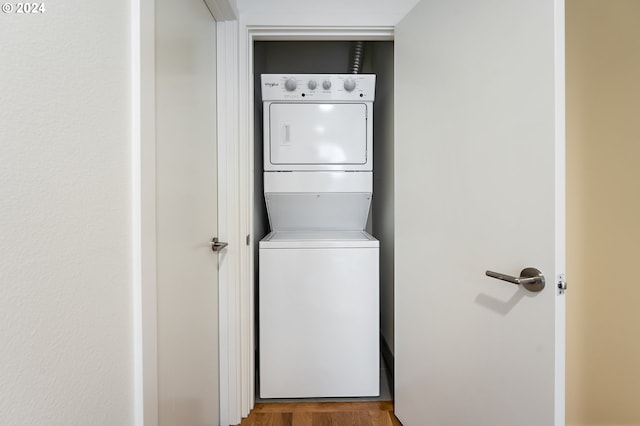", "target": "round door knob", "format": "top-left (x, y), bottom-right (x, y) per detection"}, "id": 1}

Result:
top-left (307, 80), bottom-right (318, 90)
top-left (344, 77), bottom-right (356, 92)
top-left (322, 80), bottom-right (332, 90)
top-left (284, 78), bottom-right (297, 91)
